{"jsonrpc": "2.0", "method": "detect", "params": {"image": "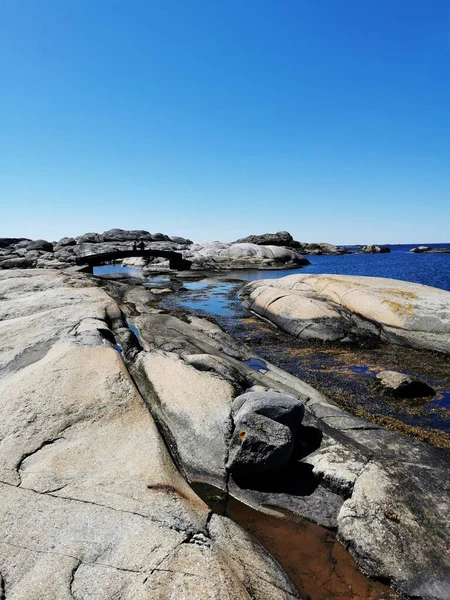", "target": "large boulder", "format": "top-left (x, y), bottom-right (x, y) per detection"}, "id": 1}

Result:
top-left (55, 236), bottom-right (76, 247)
top-left (235, 231), bottom-right (300, 247)
top-left (26, 239), bottom-right (53, 252)
top-left (240, 274), bottom-right (450, 353)
top-left (0, 269), bottom-right (300, 599)
top-left (232, 391), bottom-right (305, 435)
top-left (184, 242), bottom-right (310, 270)
top-left (0, 238), bottom-right (30, 249)
top-left (75, 231), bottom-right (102, 244)
top-left (0, 256), bottom-right (37, 269)
top-left (227, 391), bottom-right (305, 476)
top-left (227, 413), bottom-right (294, 475)
top-left (100, 228), bottom-right (155, 242)
top-left (234, 233), bottom-right (348, 255)
top-left (374, 370), bottom-right (436, 398)
top-left (361, 244), bottom-right (390, 253)
top-left (410, 246), bottom-right (450, 254)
